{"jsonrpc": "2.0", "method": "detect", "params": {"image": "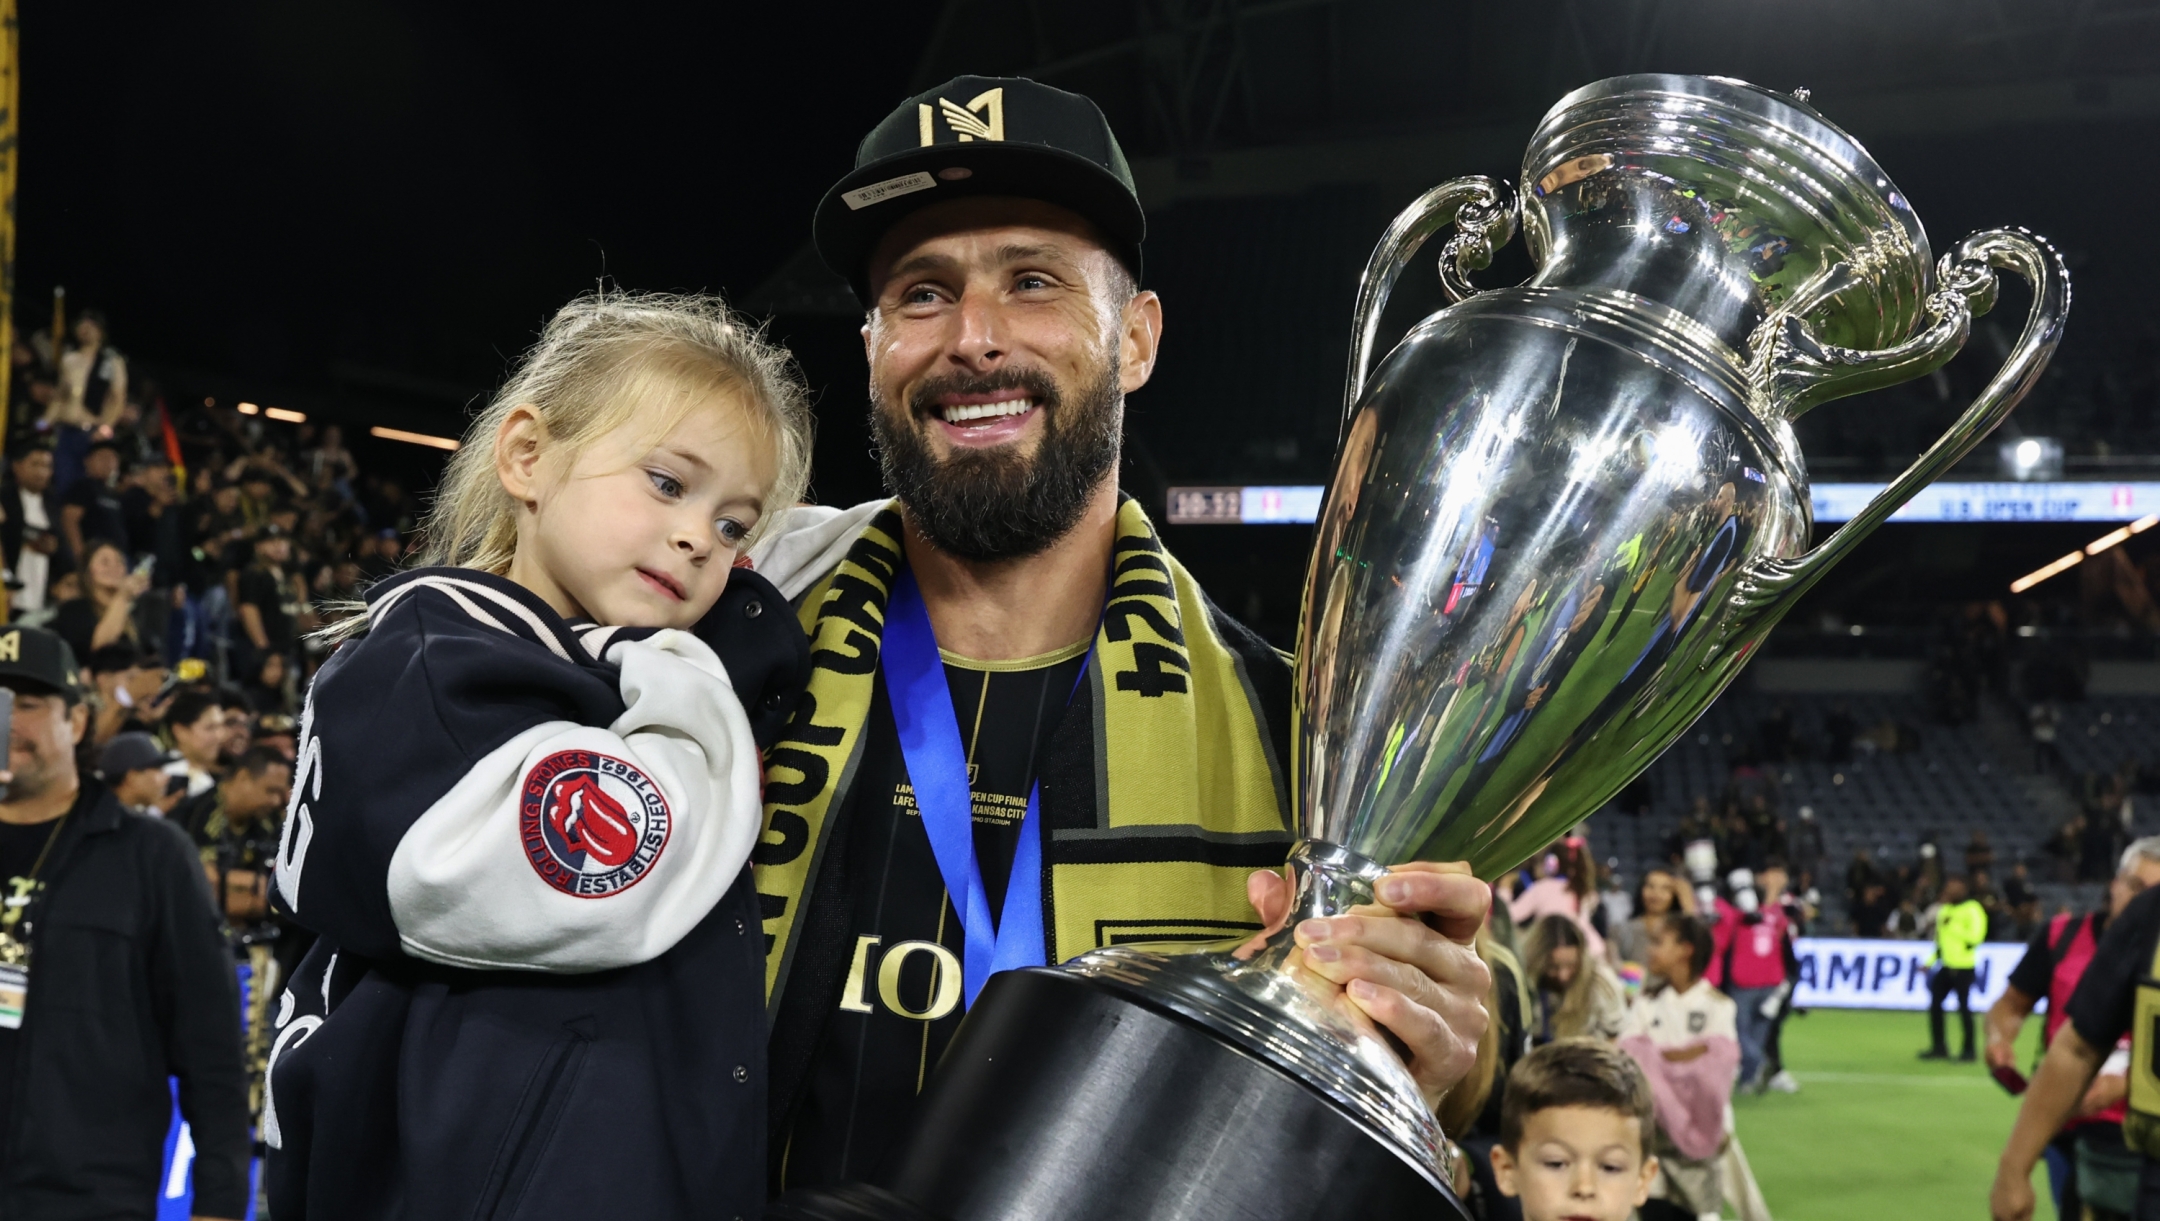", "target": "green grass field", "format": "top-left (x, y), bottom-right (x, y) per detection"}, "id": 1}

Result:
top-left (1735, 1007), bottom-right (2054, 1221)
